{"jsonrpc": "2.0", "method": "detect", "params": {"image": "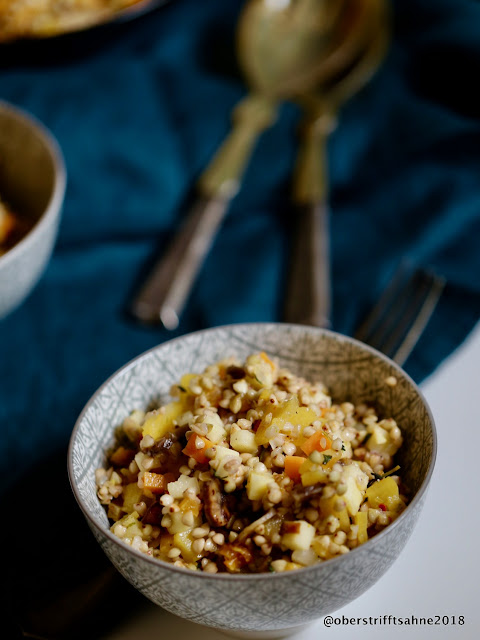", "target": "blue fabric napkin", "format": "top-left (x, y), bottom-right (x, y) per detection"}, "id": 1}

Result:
top-left (1, 0), bottom-right (479, 495)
